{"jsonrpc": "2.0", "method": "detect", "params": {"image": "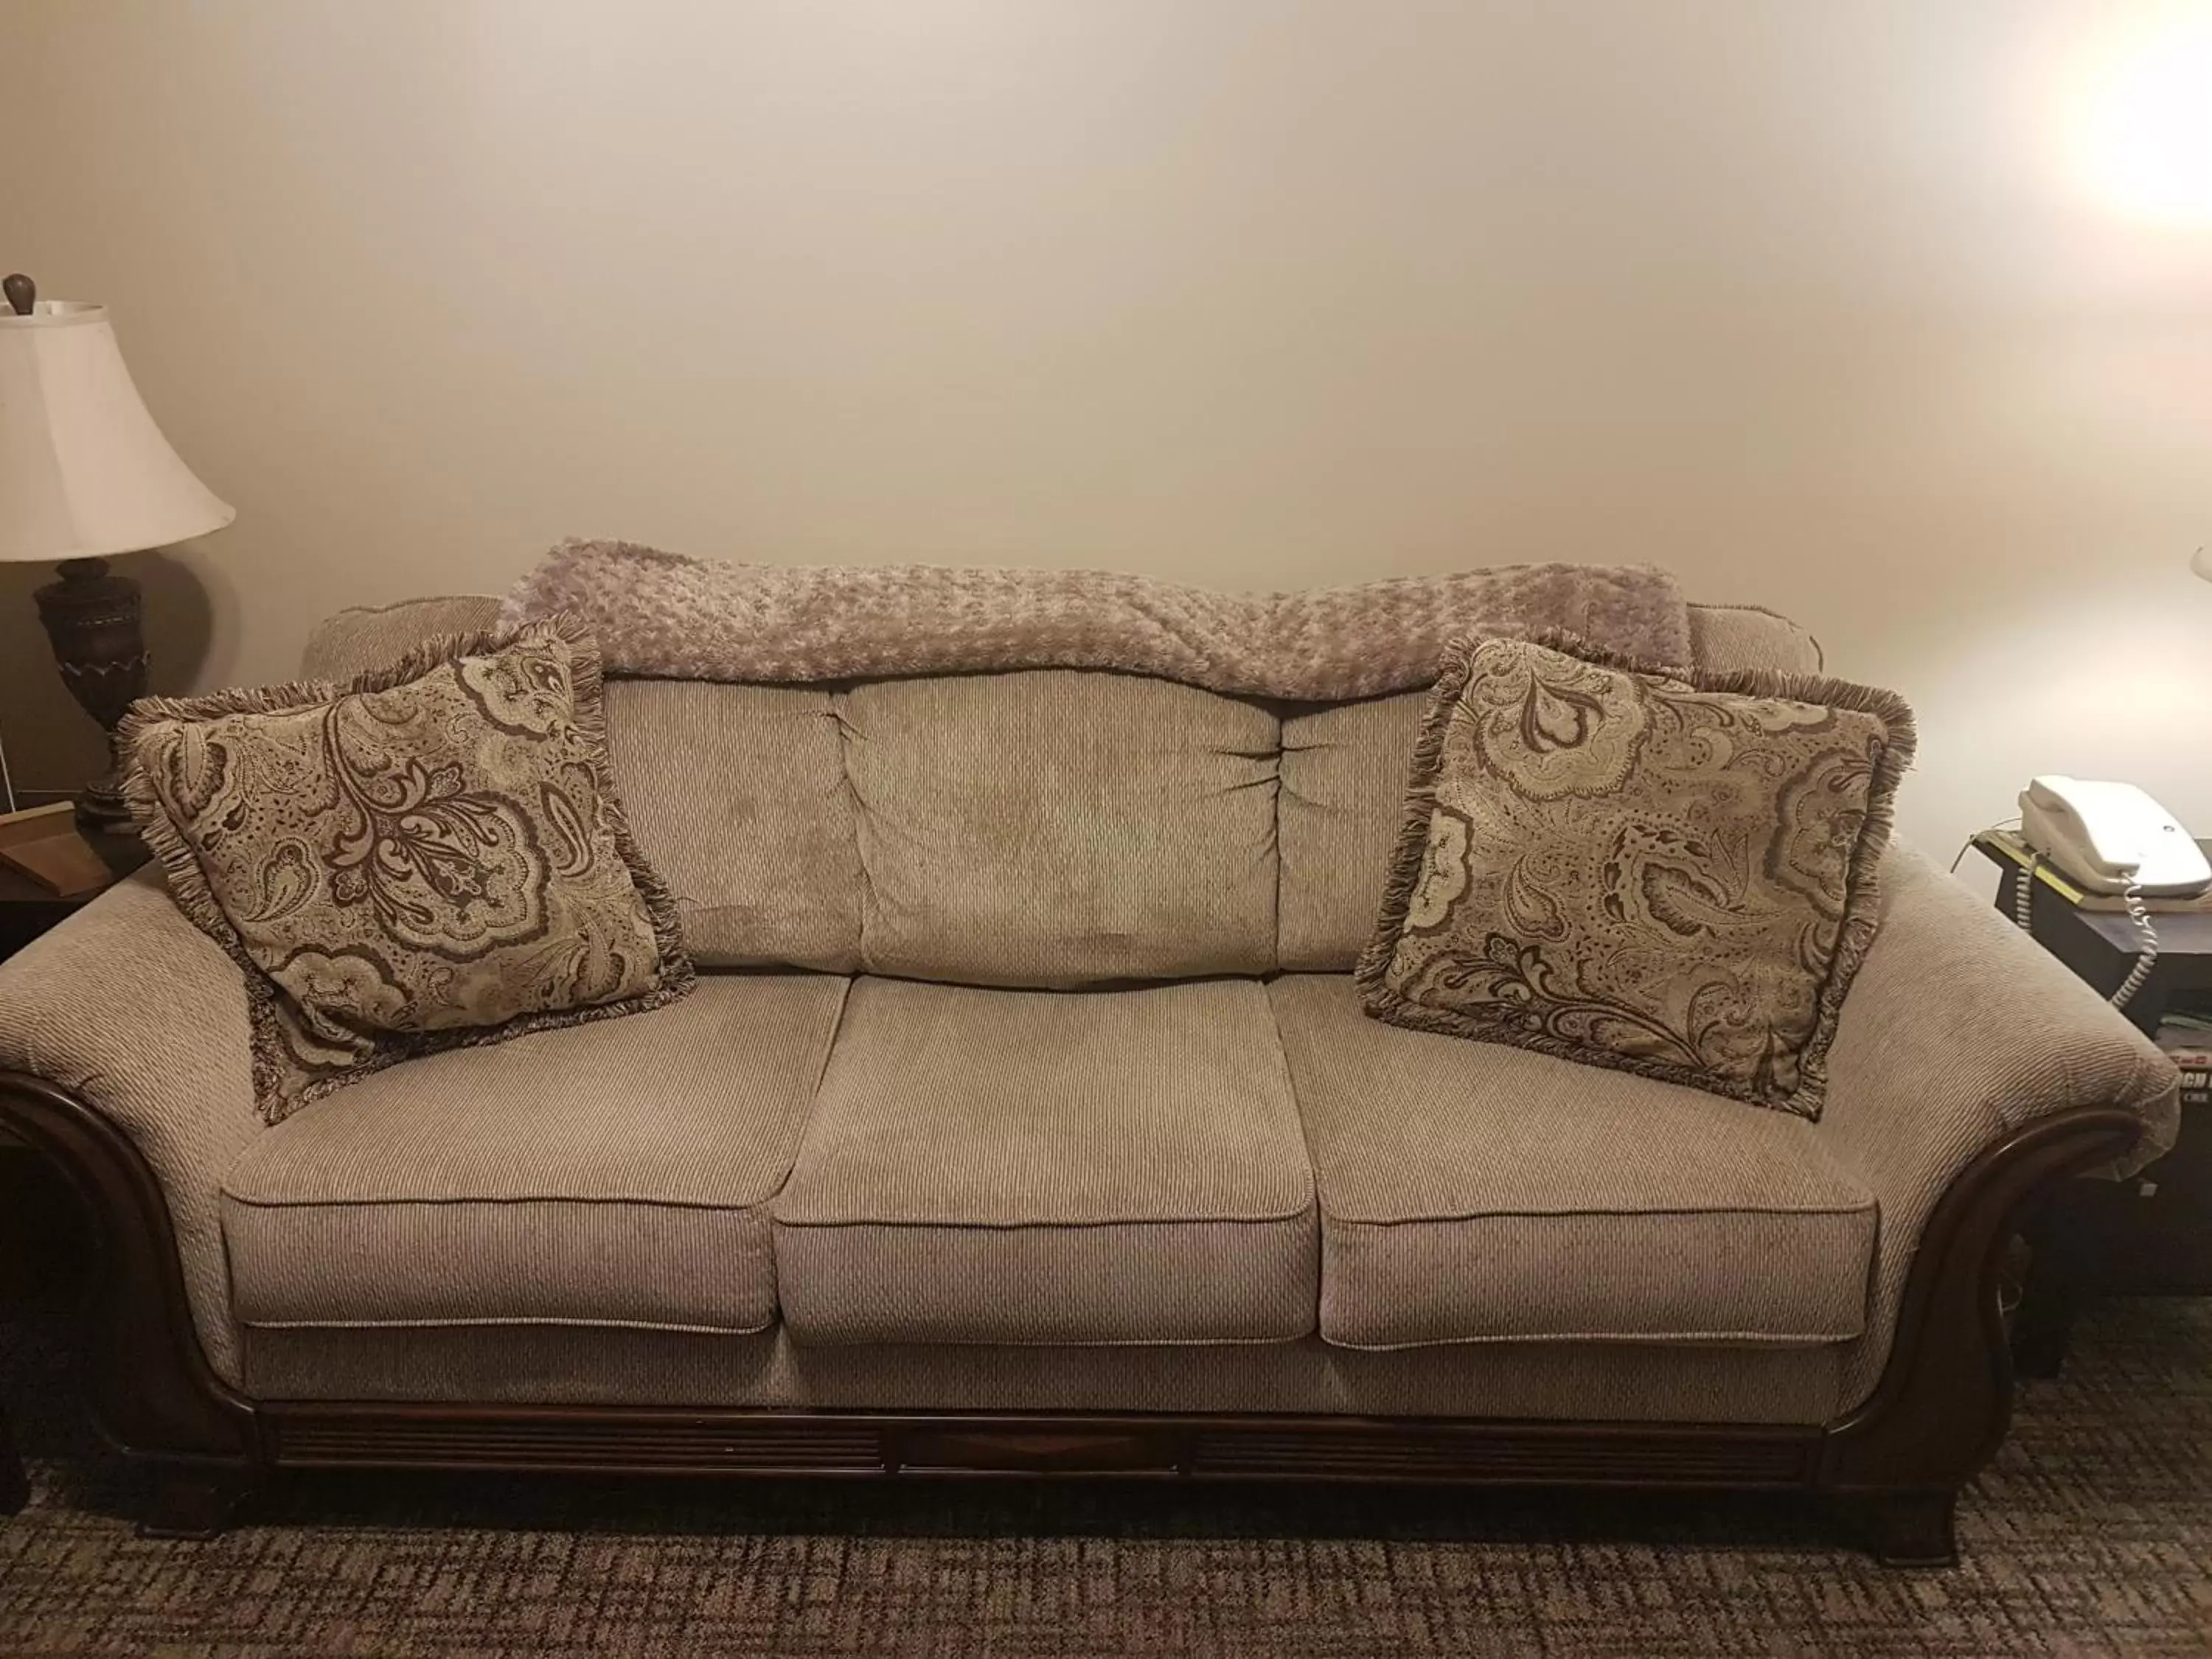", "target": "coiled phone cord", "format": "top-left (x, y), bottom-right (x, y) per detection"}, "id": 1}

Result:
top-left (2111, 883), bottom-right (2160, 1010)
top-left (2014, 854), bottom-right (2158, 1009)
